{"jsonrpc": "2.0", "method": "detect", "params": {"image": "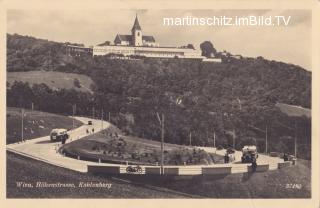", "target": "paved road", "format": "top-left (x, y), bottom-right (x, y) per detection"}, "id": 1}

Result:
top-left (7, 116), bottom-right (284, 174)
top-left (196, 146), bottom-right (283, 165)
top-left (7, 116), bottom-right (111, 172)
